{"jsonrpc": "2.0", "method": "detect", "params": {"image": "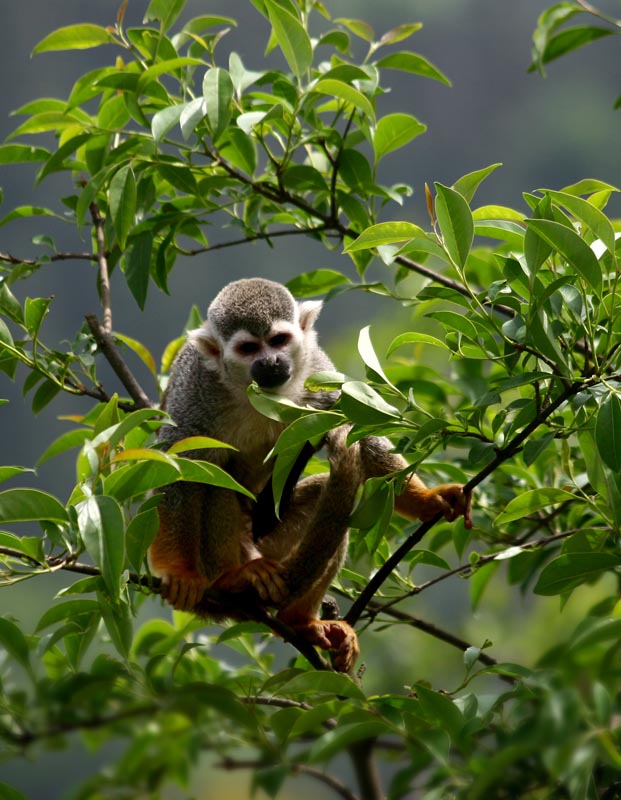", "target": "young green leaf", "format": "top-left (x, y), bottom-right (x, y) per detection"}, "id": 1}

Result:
top-left (78, 495), bottom-right (126, 599)
top-left (344, 221), bottom-right (425, 252)
top-left (595, 392), bottom-right (621, 472)
top-left (32, 24), bottom-right (114, 55)
top-left (203, 68), bottom-right (234, 141)
top-left (434, 183), bottom-right (474, 269)
top-left (265, 0), bottom-right (313, 79)
top-left (376, 51), bottom-right (450, 85)
top-left (151, 104), bottom-right (184, 144)
top-left (495, 488), bottom-right (575, 526)
top-left (312, 78), bottom-right (375, 122)
top-left (526, 218), bottom-right (602, 295)
top-left (109, 165), bottom-right (137, 250)
top-left (0, 488), bottom-right (69, 523)
top-left (452, 163), bottom-right (502, 203)
top-left (373, 113), bottom-right (425, 161)
top-left (534, 552), bottom-right (621, 596)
